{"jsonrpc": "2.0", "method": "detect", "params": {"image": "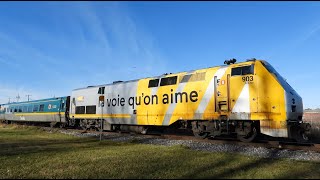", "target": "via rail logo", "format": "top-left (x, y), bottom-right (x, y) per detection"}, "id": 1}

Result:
top-left (48, 104), bottom-right (52, 110)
